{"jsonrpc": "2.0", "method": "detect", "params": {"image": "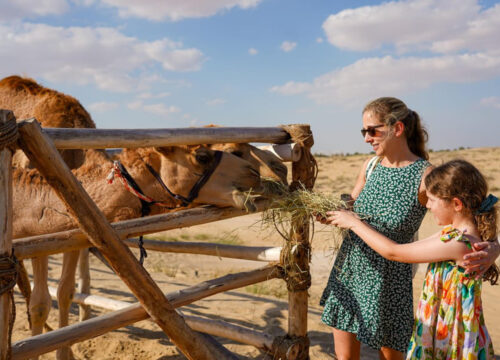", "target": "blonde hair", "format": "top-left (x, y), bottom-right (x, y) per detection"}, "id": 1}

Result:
top-left (425, 159), bottom-right (499, 285)
top-left (364, 97), bottom-right (429, 160)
